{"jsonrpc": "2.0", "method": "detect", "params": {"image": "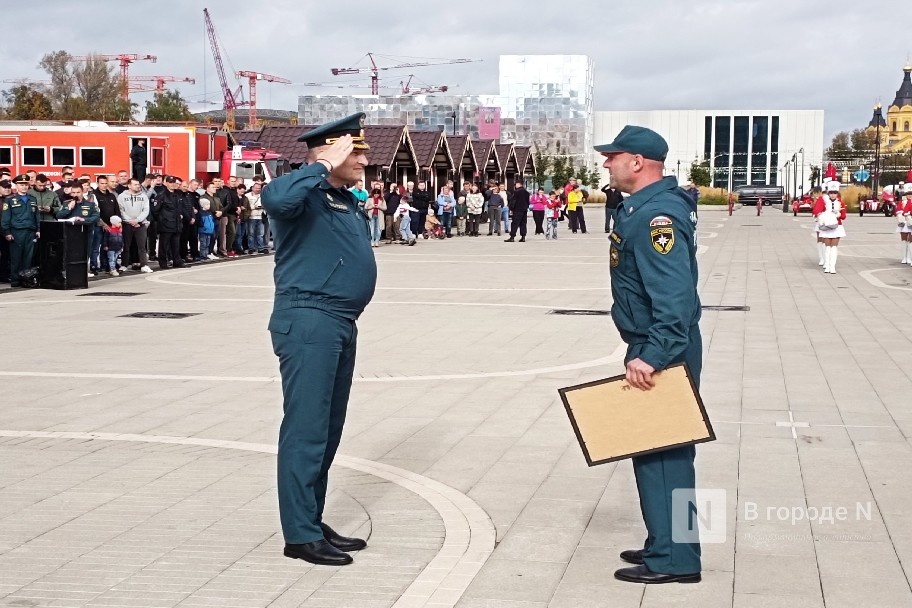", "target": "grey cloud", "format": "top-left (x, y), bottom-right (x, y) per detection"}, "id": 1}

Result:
top-left (1, 0), bottom-right (907, 141)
